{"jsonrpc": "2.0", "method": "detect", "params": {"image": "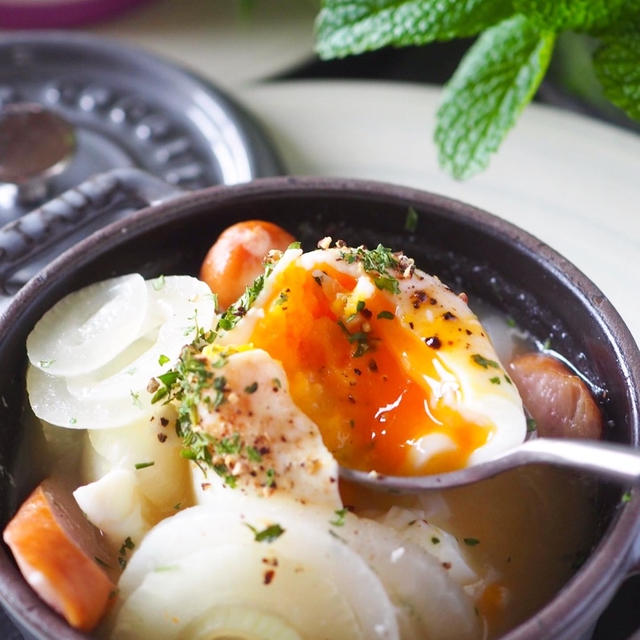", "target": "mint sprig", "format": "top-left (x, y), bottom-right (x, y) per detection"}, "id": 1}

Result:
top-left (316, 0), bottom-right (513, 58)
top-left (435, 15), bottom-right (554, 179)
top-left (593, 34), bottom-right (640, 121)
top-left (315, 0), bottom-right (640, 179)
top-left (513, 0), bottom-right (633, 33)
